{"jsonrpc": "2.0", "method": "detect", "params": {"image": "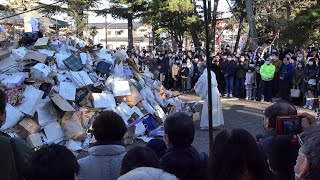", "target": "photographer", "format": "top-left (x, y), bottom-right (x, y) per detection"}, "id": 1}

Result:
top-left (258, 101), bottom-right (317, 179)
